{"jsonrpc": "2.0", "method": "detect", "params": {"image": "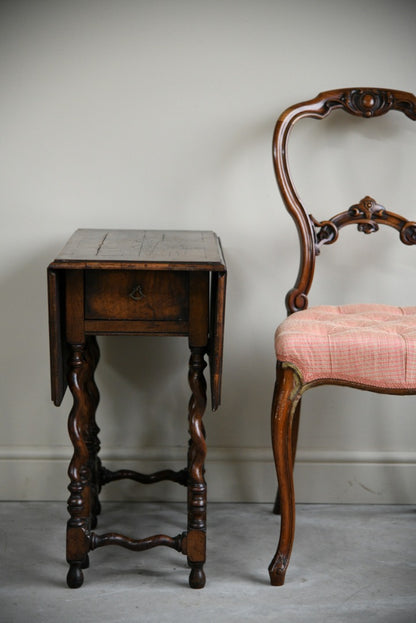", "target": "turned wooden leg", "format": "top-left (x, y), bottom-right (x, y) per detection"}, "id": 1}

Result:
top-left (66, 343), bottom-right (93, 588)
top-left (269, 363), bottom-right (302, 586)
top-left (186, 347), bottom-right (207, 589)
top-left (273, 400), bottom-right (301, 515)
top-left (85, 336), bottom-right (102, 529)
